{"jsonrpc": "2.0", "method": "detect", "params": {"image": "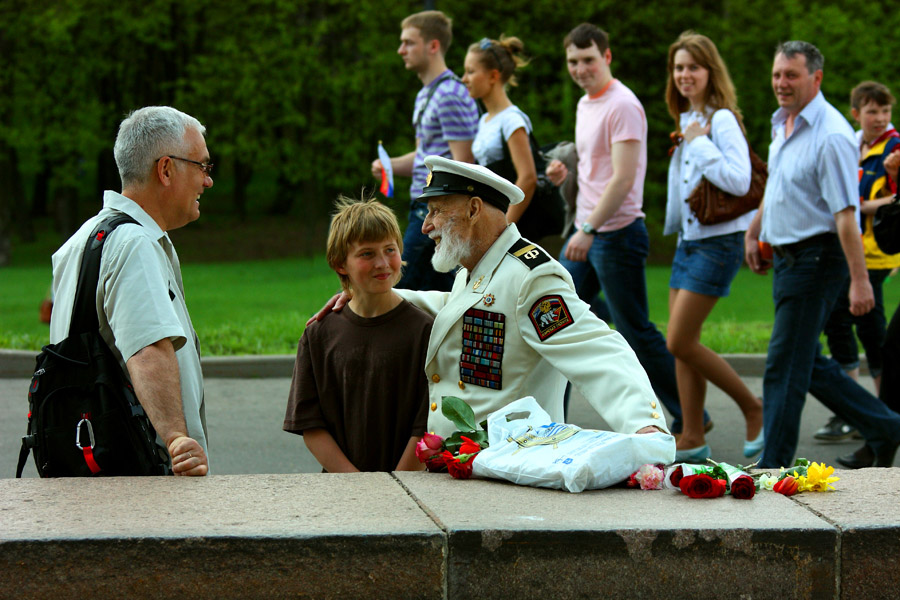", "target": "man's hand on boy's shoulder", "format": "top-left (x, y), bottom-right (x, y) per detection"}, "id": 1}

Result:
top-left (306, 292), bottom-right (351, 326)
